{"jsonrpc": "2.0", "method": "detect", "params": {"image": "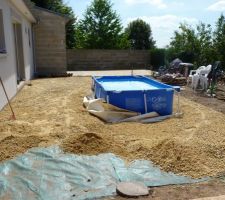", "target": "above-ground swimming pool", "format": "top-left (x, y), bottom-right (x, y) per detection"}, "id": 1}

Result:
top-left (92, 76), bottom-right (180, 116)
